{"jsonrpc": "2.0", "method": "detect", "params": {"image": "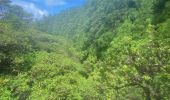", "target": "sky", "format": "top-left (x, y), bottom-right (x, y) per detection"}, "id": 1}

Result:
top-left (12, 0), bottom-right (85, 19)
